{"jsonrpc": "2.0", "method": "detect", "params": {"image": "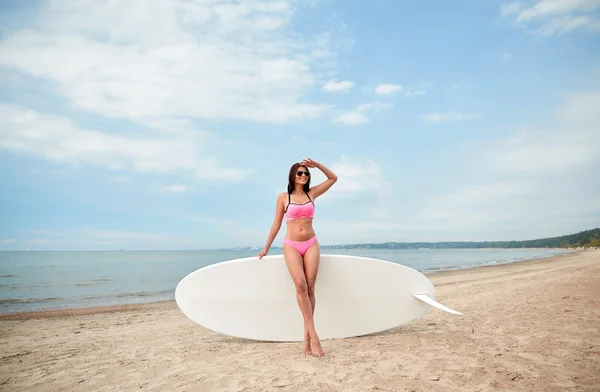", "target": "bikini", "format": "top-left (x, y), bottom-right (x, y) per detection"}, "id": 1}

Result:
top-left (283, 192), bottom-right (317, 256)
